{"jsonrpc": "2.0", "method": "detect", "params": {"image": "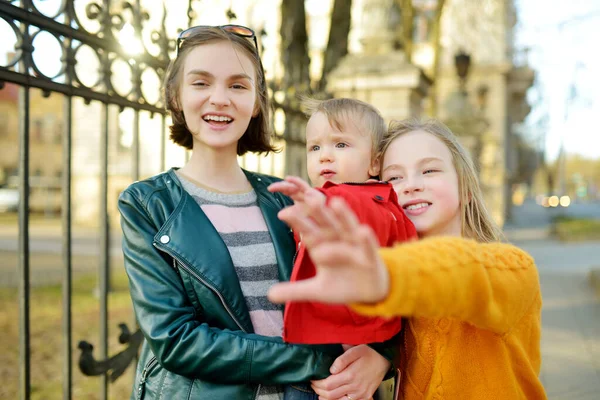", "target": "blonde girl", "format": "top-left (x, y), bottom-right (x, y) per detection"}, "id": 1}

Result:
top-left (268, 119), bottom-right (547, 400)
